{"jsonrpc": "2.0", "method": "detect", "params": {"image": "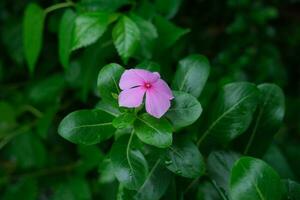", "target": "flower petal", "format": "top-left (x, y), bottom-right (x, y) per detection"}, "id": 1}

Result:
top-left (119, 69), bottom-right (145, 90)
top-left (134, 69), bottom-right (160, 83)
top-left (152, 79), bottom-right (174, 100)
top-left (145, 88), bottom-right (171, 118)
top-left (119, 87), bottom-right (146, 108)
